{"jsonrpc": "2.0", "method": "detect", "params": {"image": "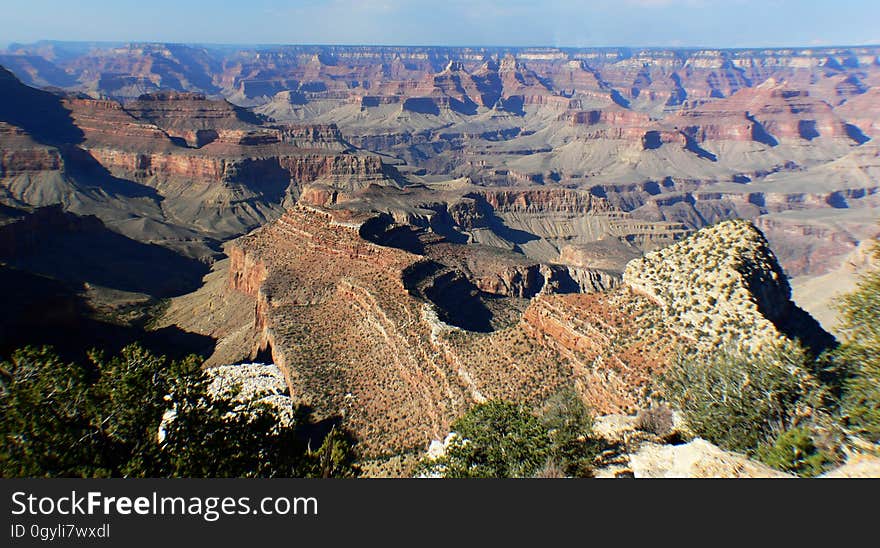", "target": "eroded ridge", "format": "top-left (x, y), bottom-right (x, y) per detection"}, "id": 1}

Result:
top-left (179, 211), bottom-right (832, 459)
top-left (221, 204), bottom-right (646, 455)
